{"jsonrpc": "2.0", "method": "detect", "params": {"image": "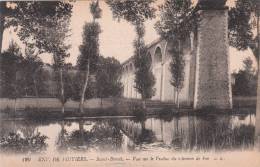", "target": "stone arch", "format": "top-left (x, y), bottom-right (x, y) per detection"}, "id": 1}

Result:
top-left (154, 47), bottom-right (163, 64)
top-left (124, 65), bottom-right (128, 97)
top-left (153, 47), bottom-right (164, 100)
top-left (124, 65), bottom-right (128, 73)
top-left (129, 63), bottom-right (134, 72)
top-left (127, 62), bottom-right (134, 98)
top-left (146, 52), bottom-right (153, 70)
